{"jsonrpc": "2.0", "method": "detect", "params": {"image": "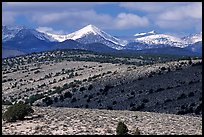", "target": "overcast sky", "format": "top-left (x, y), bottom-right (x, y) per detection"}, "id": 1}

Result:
top-left (2, 2), bottom-right (202, 37)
